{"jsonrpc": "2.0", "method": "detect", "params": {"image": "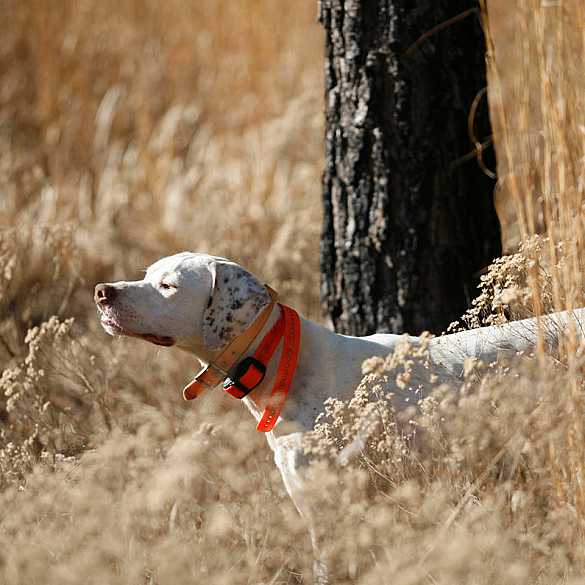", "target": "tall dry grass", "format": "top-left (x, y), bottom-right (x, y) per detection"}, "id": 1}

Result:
top-left (1, 0), bottom-right (585, 583)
